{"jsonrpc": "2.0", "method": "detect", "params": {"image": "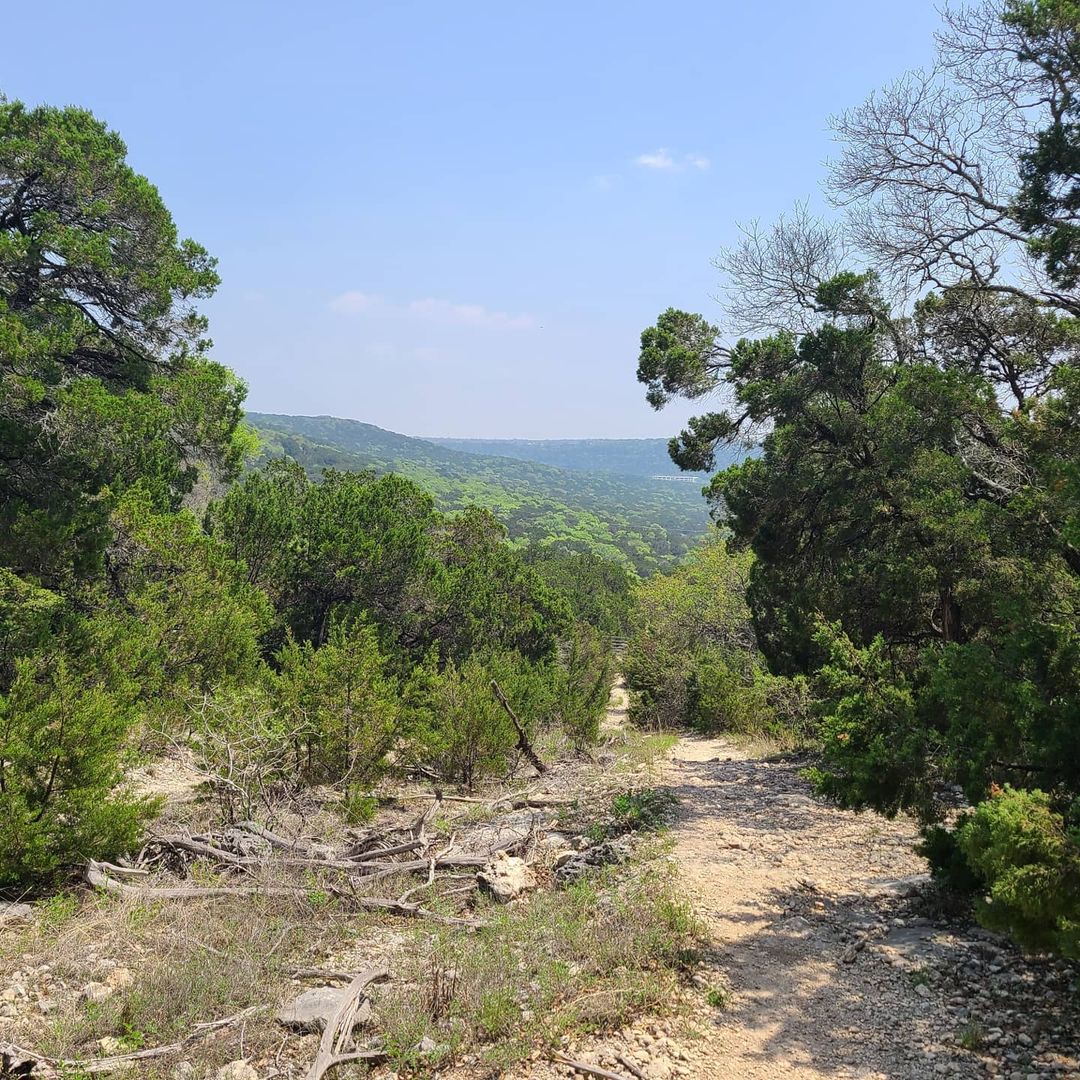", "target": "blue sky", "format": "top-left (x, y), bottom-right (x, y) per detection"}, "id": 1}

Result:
top-left (10, 1), bottom-right (942, 436)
